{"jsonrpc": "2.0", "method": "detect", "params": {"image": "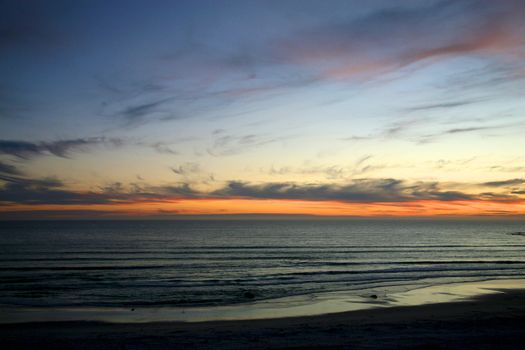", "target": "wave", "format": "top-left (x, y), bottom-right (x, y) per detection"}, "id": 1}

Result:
top-left (4, 244), bottom-right (525, 255)
top-left (2, 261), bottom-right (525, 273)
